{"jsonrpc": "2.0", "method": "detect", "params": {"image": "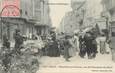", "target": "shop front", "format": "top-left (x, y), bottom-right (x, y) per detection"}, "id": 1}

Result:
top-left (35, 24), bottom-right (50, 37)
top-left (0, 17), bottom-right (35, 42)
